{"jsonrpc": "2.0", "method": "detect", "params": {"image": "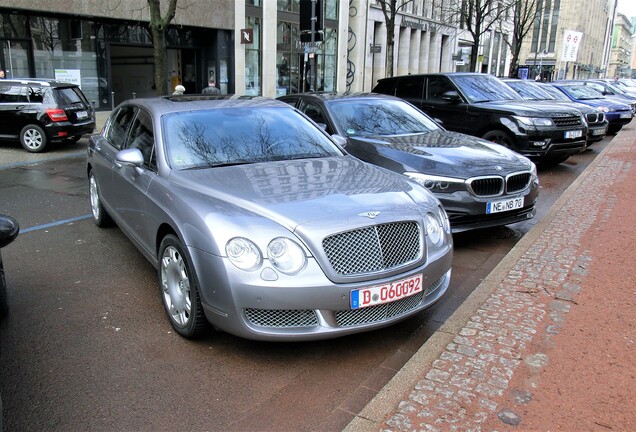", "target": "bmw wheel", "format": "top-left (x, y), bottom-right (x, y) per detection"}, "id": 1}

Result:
top-left (159, 235), bottom-right (208, 338)
top-left (89, 172), bottom-right (113, 227)
top-left (20, 125), bottom-right (48, 153)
